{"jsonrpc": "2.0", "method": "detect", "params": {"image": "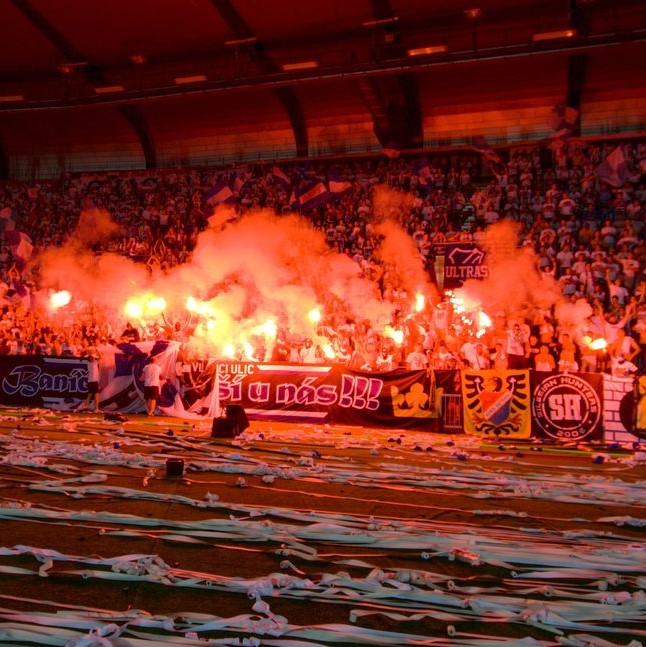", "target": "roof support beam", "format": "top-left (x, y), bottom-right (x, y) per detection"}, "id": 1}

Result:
top-left (0, 128), bottom-right (9, 179)
top-left (118, 105), bottom-right (157, 169)
top-left (10, 0), bottom-right (156, 168)
top-left (565, 1), bottom-right (590, 137)
top-left (209, 0), bottom-right (308, 156)
top-left (360, 0), bottom-right (422, 150)
top-left (9, 0), bottom-right (85, 62)
top-left (566, 53), bottom-right (587, 137)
